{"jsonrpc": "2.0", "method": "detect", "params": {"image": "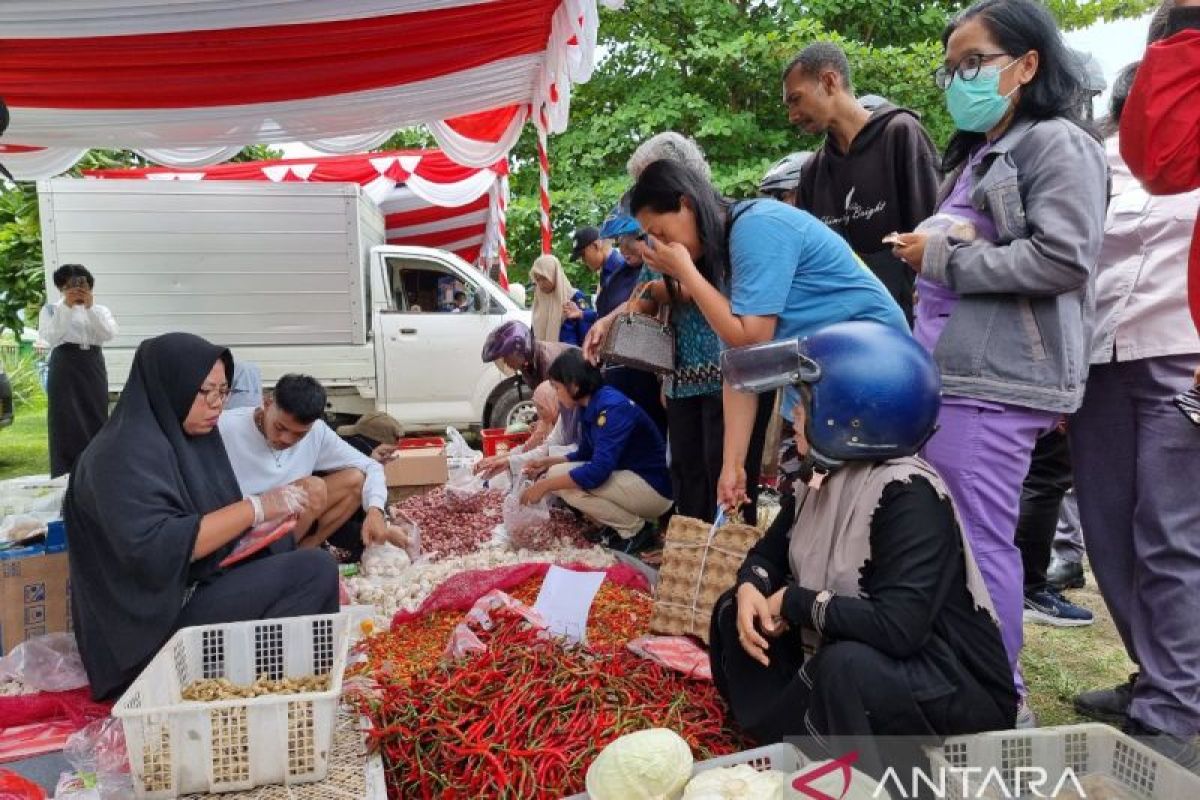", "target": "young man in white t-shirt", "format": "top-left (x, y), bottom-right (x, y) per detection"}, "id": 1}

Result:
top-left (219, 374), bottom-right (389, 549)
